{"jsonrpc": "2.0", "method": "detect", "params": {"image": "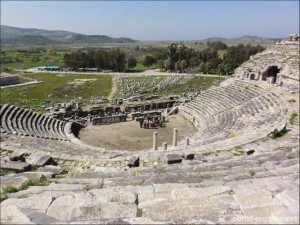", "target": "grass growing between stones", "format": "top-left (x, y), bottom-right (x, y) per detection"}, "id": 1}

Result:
top-left (2, 185), bottom-right (18, 193)
top-left (248, 170), bottom-right (256, 176)
top-left (289, 112), bottom-right (298, 125)
top-left (288, 98), bottom-right (296, 104)
top-left (136, 209), bottom-right (143, 217)
top-left (243, 84), bottom-right (249, 90)
top-left (231, 148), bottom-right (244, 156)
top-left (0, 169), bottom-right (16, 176)
top-left (202, 151), bottom-right (213, 156)
top-left (20, 177), bottom-right (52, 190)
top-left (273, 146), bottom-right (294, 152)
top-left (17, 194), bottom-right (29, 199)
top-left (228, 132), bottom-right (236, 138)
top-left (0, 178), bottom-right (52, 203)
